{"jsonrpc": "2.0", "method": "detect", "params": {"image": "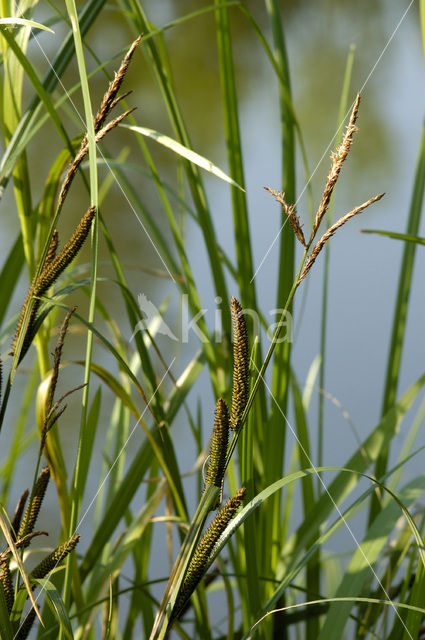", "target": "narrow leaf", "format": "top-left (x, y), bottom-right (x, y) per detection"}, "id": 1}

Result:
top-left (121, 124), bottom-right (244, 190)
top-left (0, 18), bottom-right (54, 32)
